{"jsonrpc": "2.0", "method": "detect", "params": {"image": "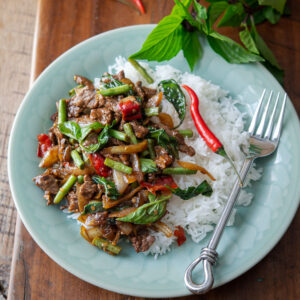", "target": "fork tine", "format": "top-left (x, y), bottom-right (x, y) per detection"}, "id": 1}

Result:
top-left (272, 93), bottom-right (287, 141)
top-left (264, 92), bottom-right (279, 139)
top-left (256, 91), bottom-right (273, 137)
top-left (248, 89), bottom-right (266, 134)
